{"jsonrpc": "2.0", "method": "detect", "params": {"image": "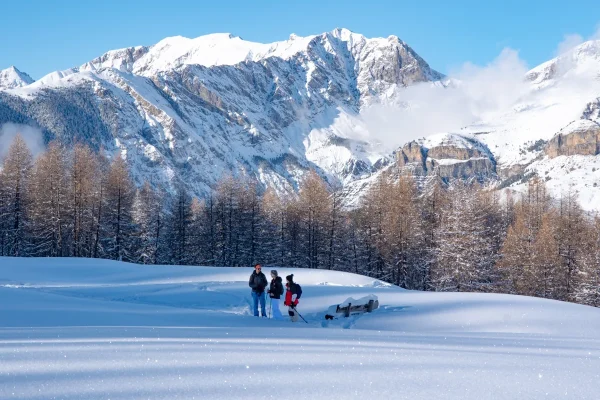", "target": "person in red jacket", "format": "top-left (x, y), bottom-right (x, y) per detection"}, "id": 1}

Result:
top-left (284, 274), bottom-right (301, 322)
